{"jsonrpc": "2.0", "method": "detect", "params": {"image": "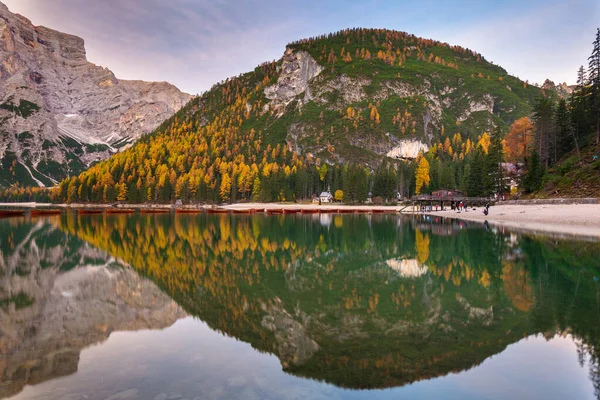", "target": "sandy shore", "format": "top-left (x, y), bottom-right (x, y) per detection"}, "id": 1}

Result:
top-left (424, 204), bottom-right (600, 238)
top-left (2, 201), bottom-right (598, 239)
top-left (223, 202), bottom-right (402, 211)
